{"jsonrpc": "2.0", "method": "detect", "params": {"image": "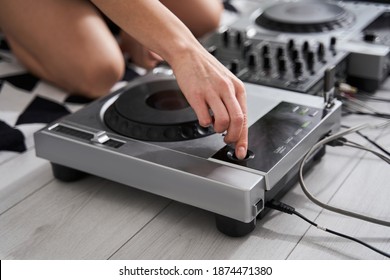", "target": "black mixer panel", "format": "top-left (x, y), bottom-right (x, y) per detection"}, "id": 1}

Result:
top-left (201, 0), bottom-right (390, 94)
top-left (203, 28), bottom-right (348, 95)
